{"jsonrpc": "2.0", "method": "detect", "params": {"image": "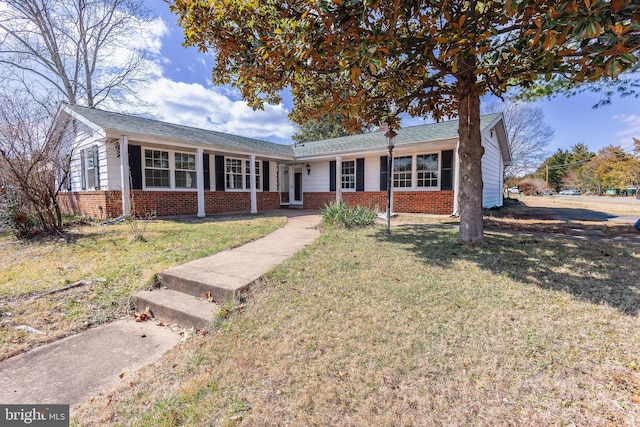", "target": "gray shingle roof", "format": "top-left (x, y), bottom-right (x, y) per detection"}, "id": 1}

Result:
top-left (63, 104), bottom-right (503, 159)
top-left (291, 113), bottom-right (502, 157)
top-left (64, 104), bottom-right (295, 157)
